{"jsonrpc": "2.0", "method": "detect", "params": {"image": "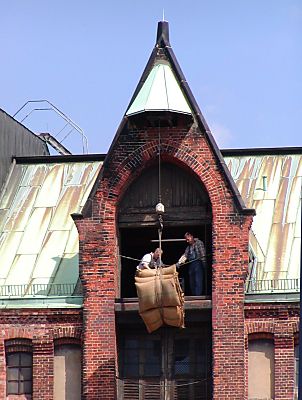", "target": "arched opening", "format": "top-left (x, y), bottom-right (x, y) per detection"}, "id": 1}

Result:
top-left (118, 161), bottom-right (212, 298)
top-left (248, 337), bottom-right (275, 400)
top-left (54, 341), bottom-right (81, 400)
